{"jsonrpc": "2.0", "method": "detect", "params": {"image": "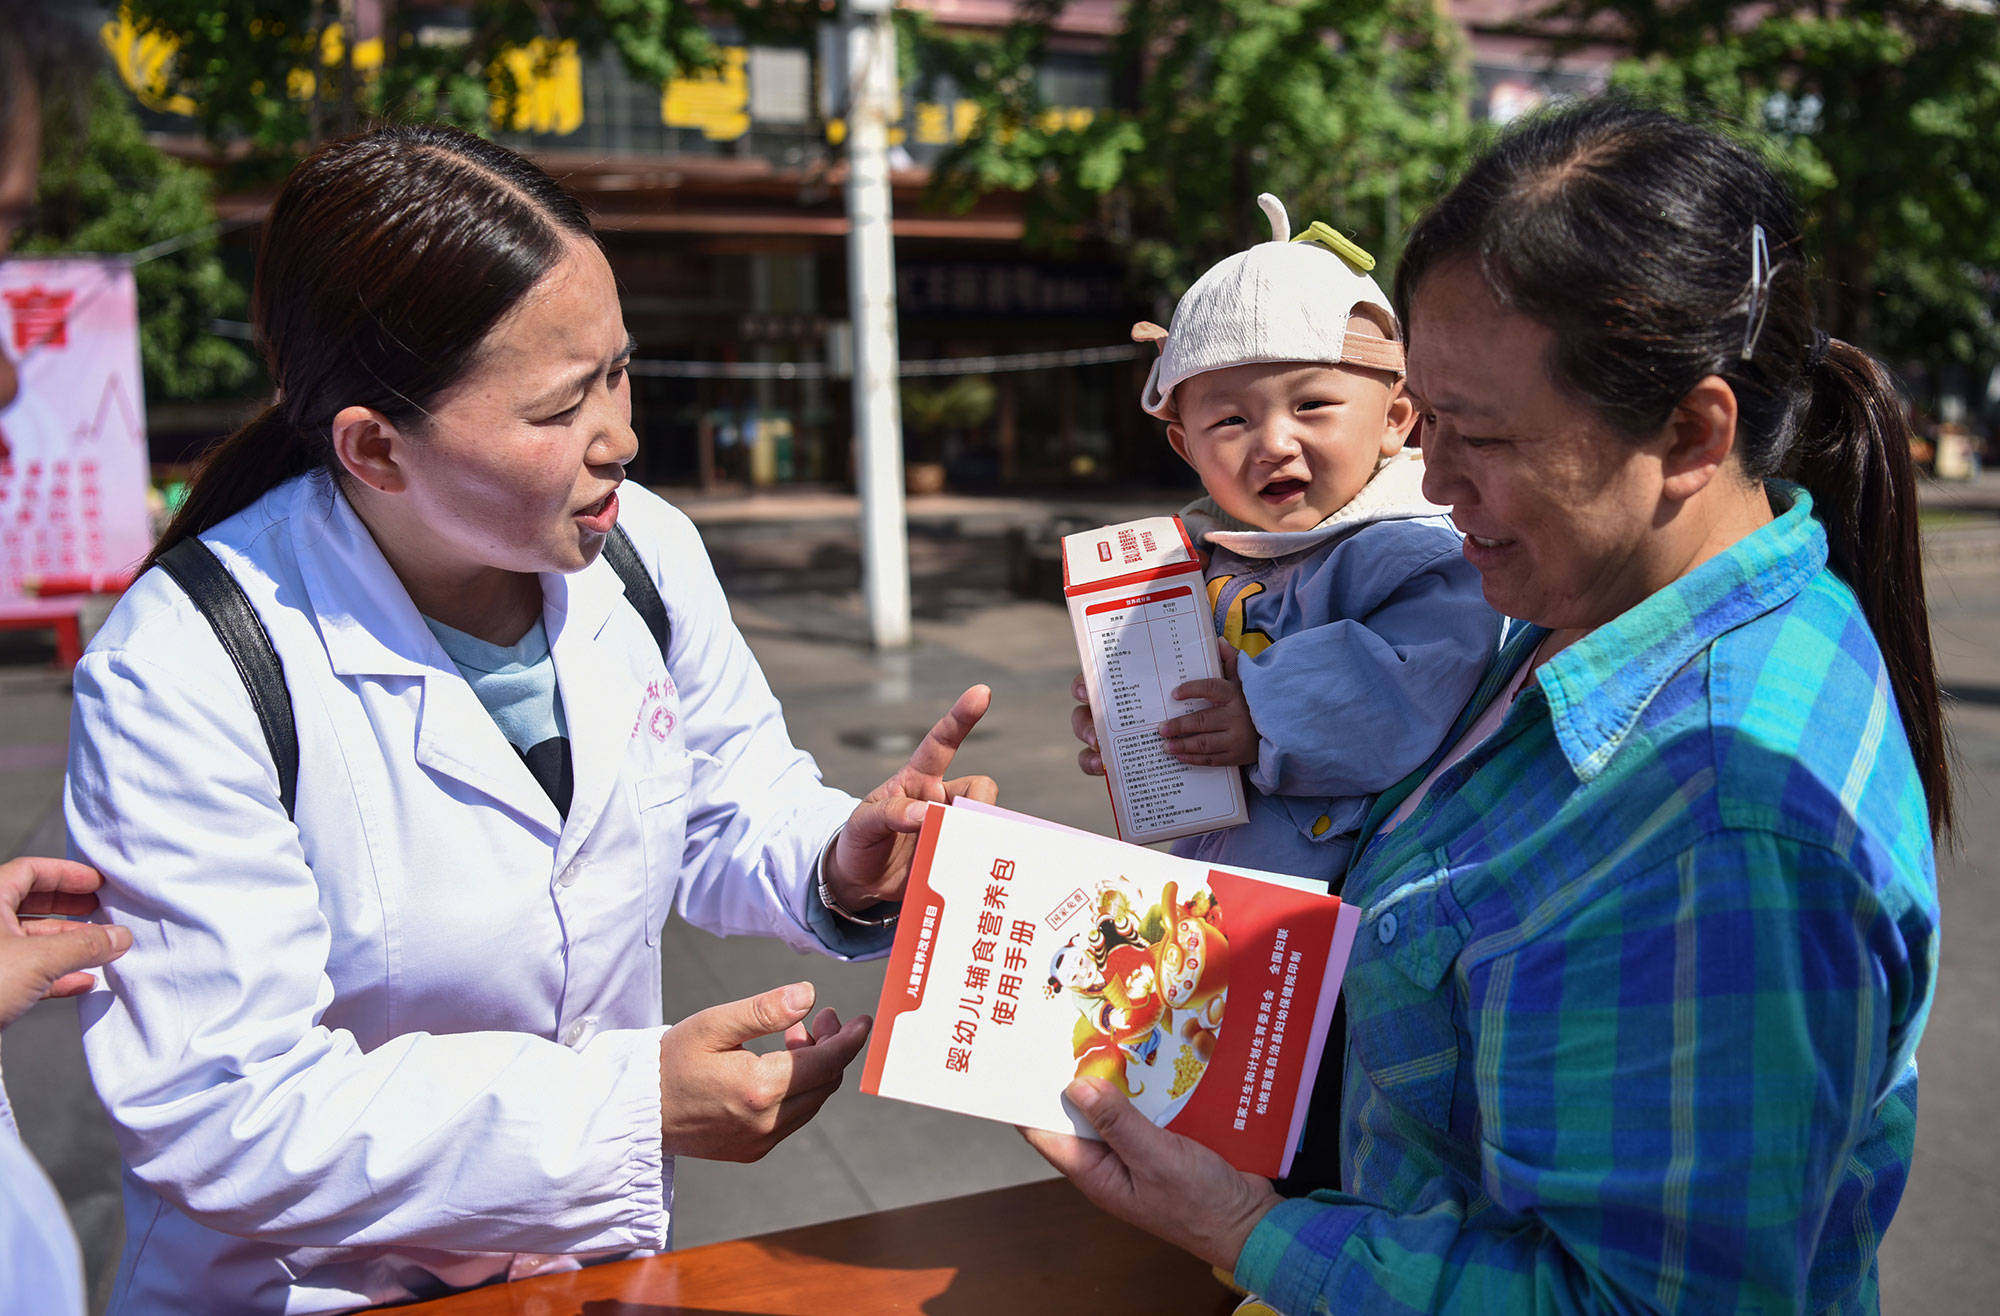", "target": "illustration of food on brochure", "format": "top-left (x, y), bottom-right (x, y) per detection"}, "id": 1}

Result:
top-left (861, 798), bottom-right (1361, 1178)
